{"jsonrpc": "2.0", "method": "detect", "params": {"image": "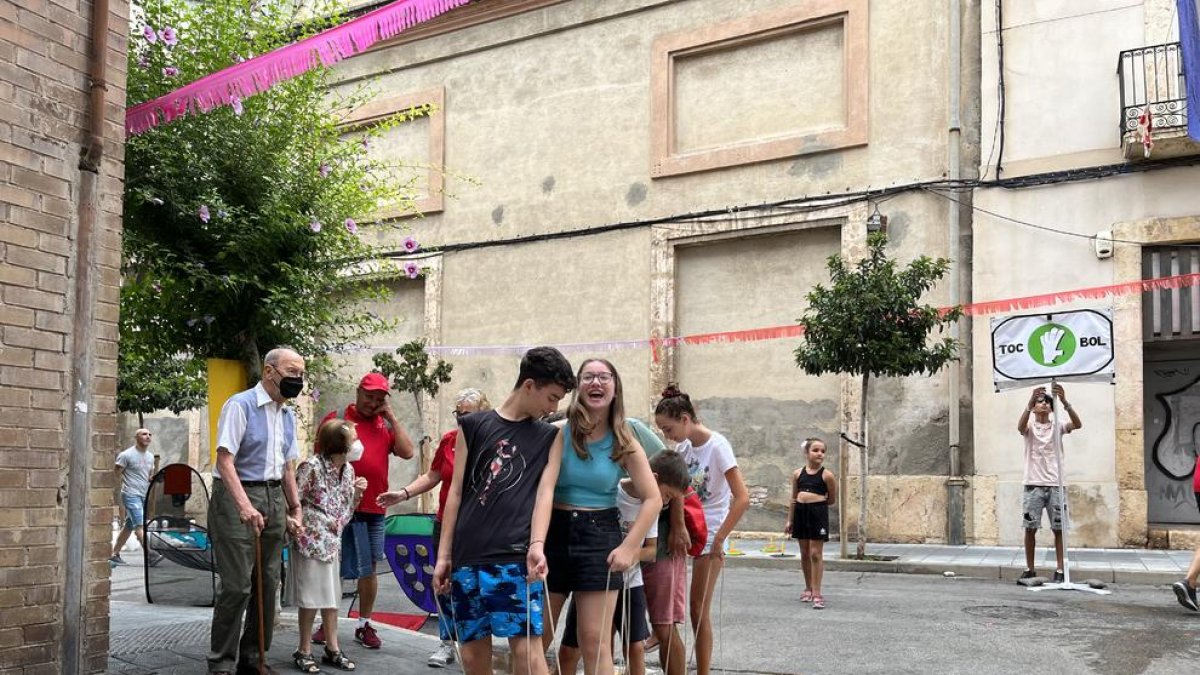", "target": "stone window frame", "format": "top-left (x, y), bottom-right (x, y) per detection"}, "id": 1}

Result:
top-left (649, 0), bottom-right (868, 178)
top-left (341, 86), bottom-right (446, 217)
top-left (648, 202), bottom-right (868, 541)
